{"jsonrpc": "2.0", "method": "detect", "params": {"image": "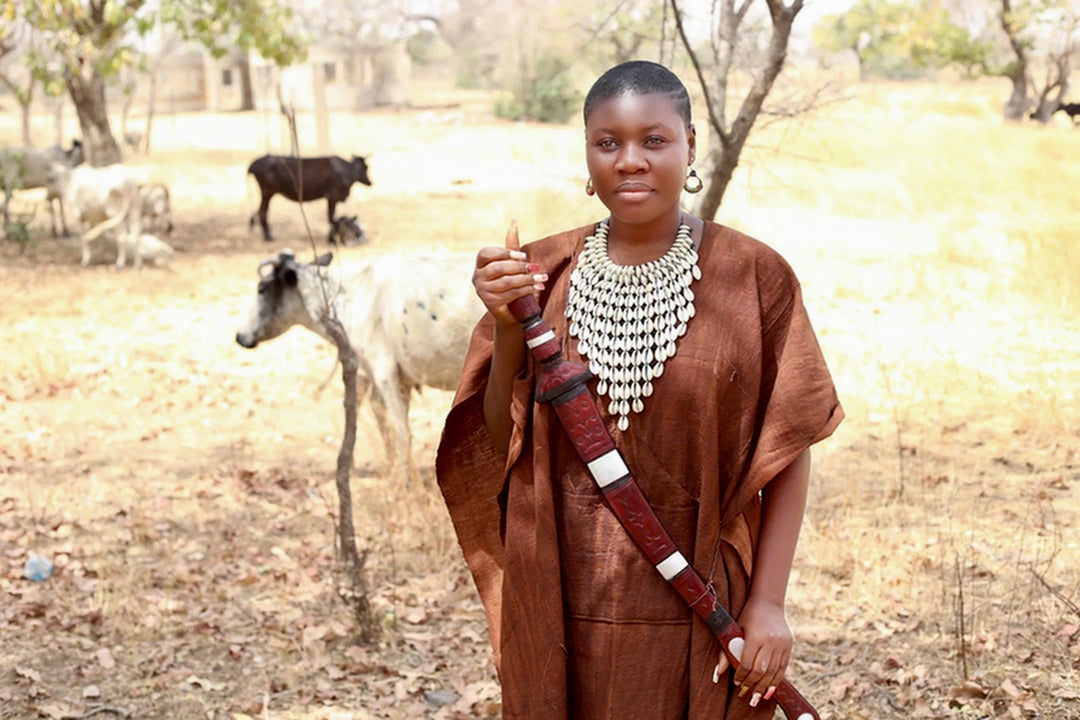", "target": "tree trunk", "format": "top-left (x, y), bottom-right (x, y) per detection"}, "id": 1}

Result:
top-left (239, 57), bottom-right (254, 111)
top-left (998, 0), bottom-right (1030, 122)
top-left (325, 316), bottom-right (377, 642)
top-left (66, 68), bottom-right (123, 166)
top-left (144, 67), bottom-right (159, 156)
top-left (693, 146), bottom-right (738, 222)
top-left (1002, 67), bottom-right (1029, 121)
top-left (0, 77), bottom-right (34, 145)
top-left (857, 54), bottom-right (868, 82)
top-left (53, 96), bottom-right (64, 147)
top-left (674, 0), bottom-right (802, 221)
top-left (19, 101), bottom-right (32, 146)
